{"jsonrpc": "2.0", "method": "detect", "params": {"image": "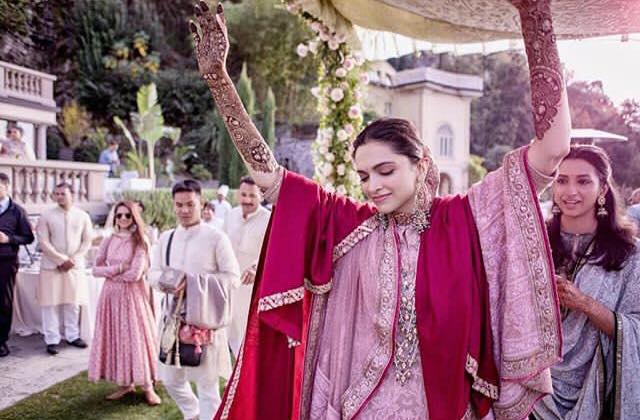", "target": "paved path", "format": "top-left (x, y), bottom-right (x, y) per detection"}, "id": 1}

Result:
top-left (0, 334), bottom-right (90, 410)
